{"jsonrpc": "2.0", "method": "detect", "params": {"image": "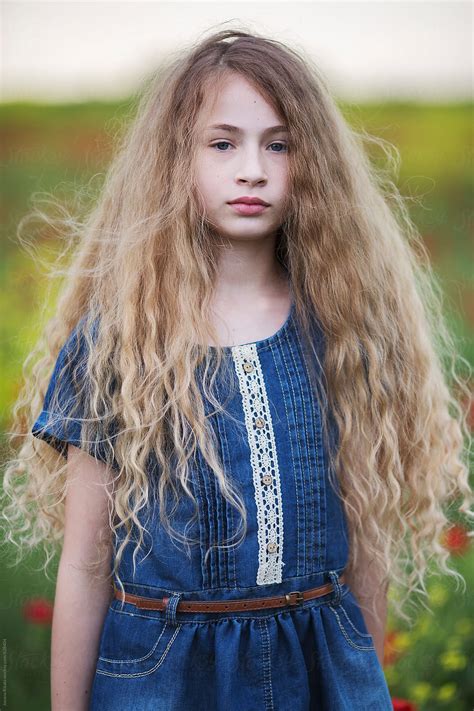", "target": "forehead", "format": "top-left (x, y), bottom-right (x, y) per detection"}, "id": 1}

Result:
top-left (197, 72), bottom-right (285, 130)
